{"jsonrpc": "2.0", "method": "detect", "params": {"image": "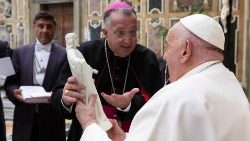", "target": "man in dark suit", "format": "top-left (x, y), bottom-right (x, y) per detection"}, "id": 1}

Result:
top-left (0, 40), bottom-right (12, 141)
top-left (5, 11), bottom-right (66, 141)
